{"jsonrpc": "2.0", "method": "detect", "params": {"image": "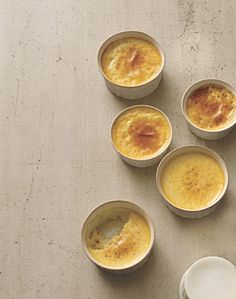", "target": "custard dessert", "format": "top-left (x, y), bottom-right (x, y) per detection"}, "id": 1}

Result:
top-left (186, 84), bottom-right (236, 130)
top-left (112, 107), bottom-right (171, 159)
top-left (161, 152), bottom-right (225, 210)
top-left (102, 37), bottom-right (162, 86)
top-left (87, 208), bottom-right (151, 268)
